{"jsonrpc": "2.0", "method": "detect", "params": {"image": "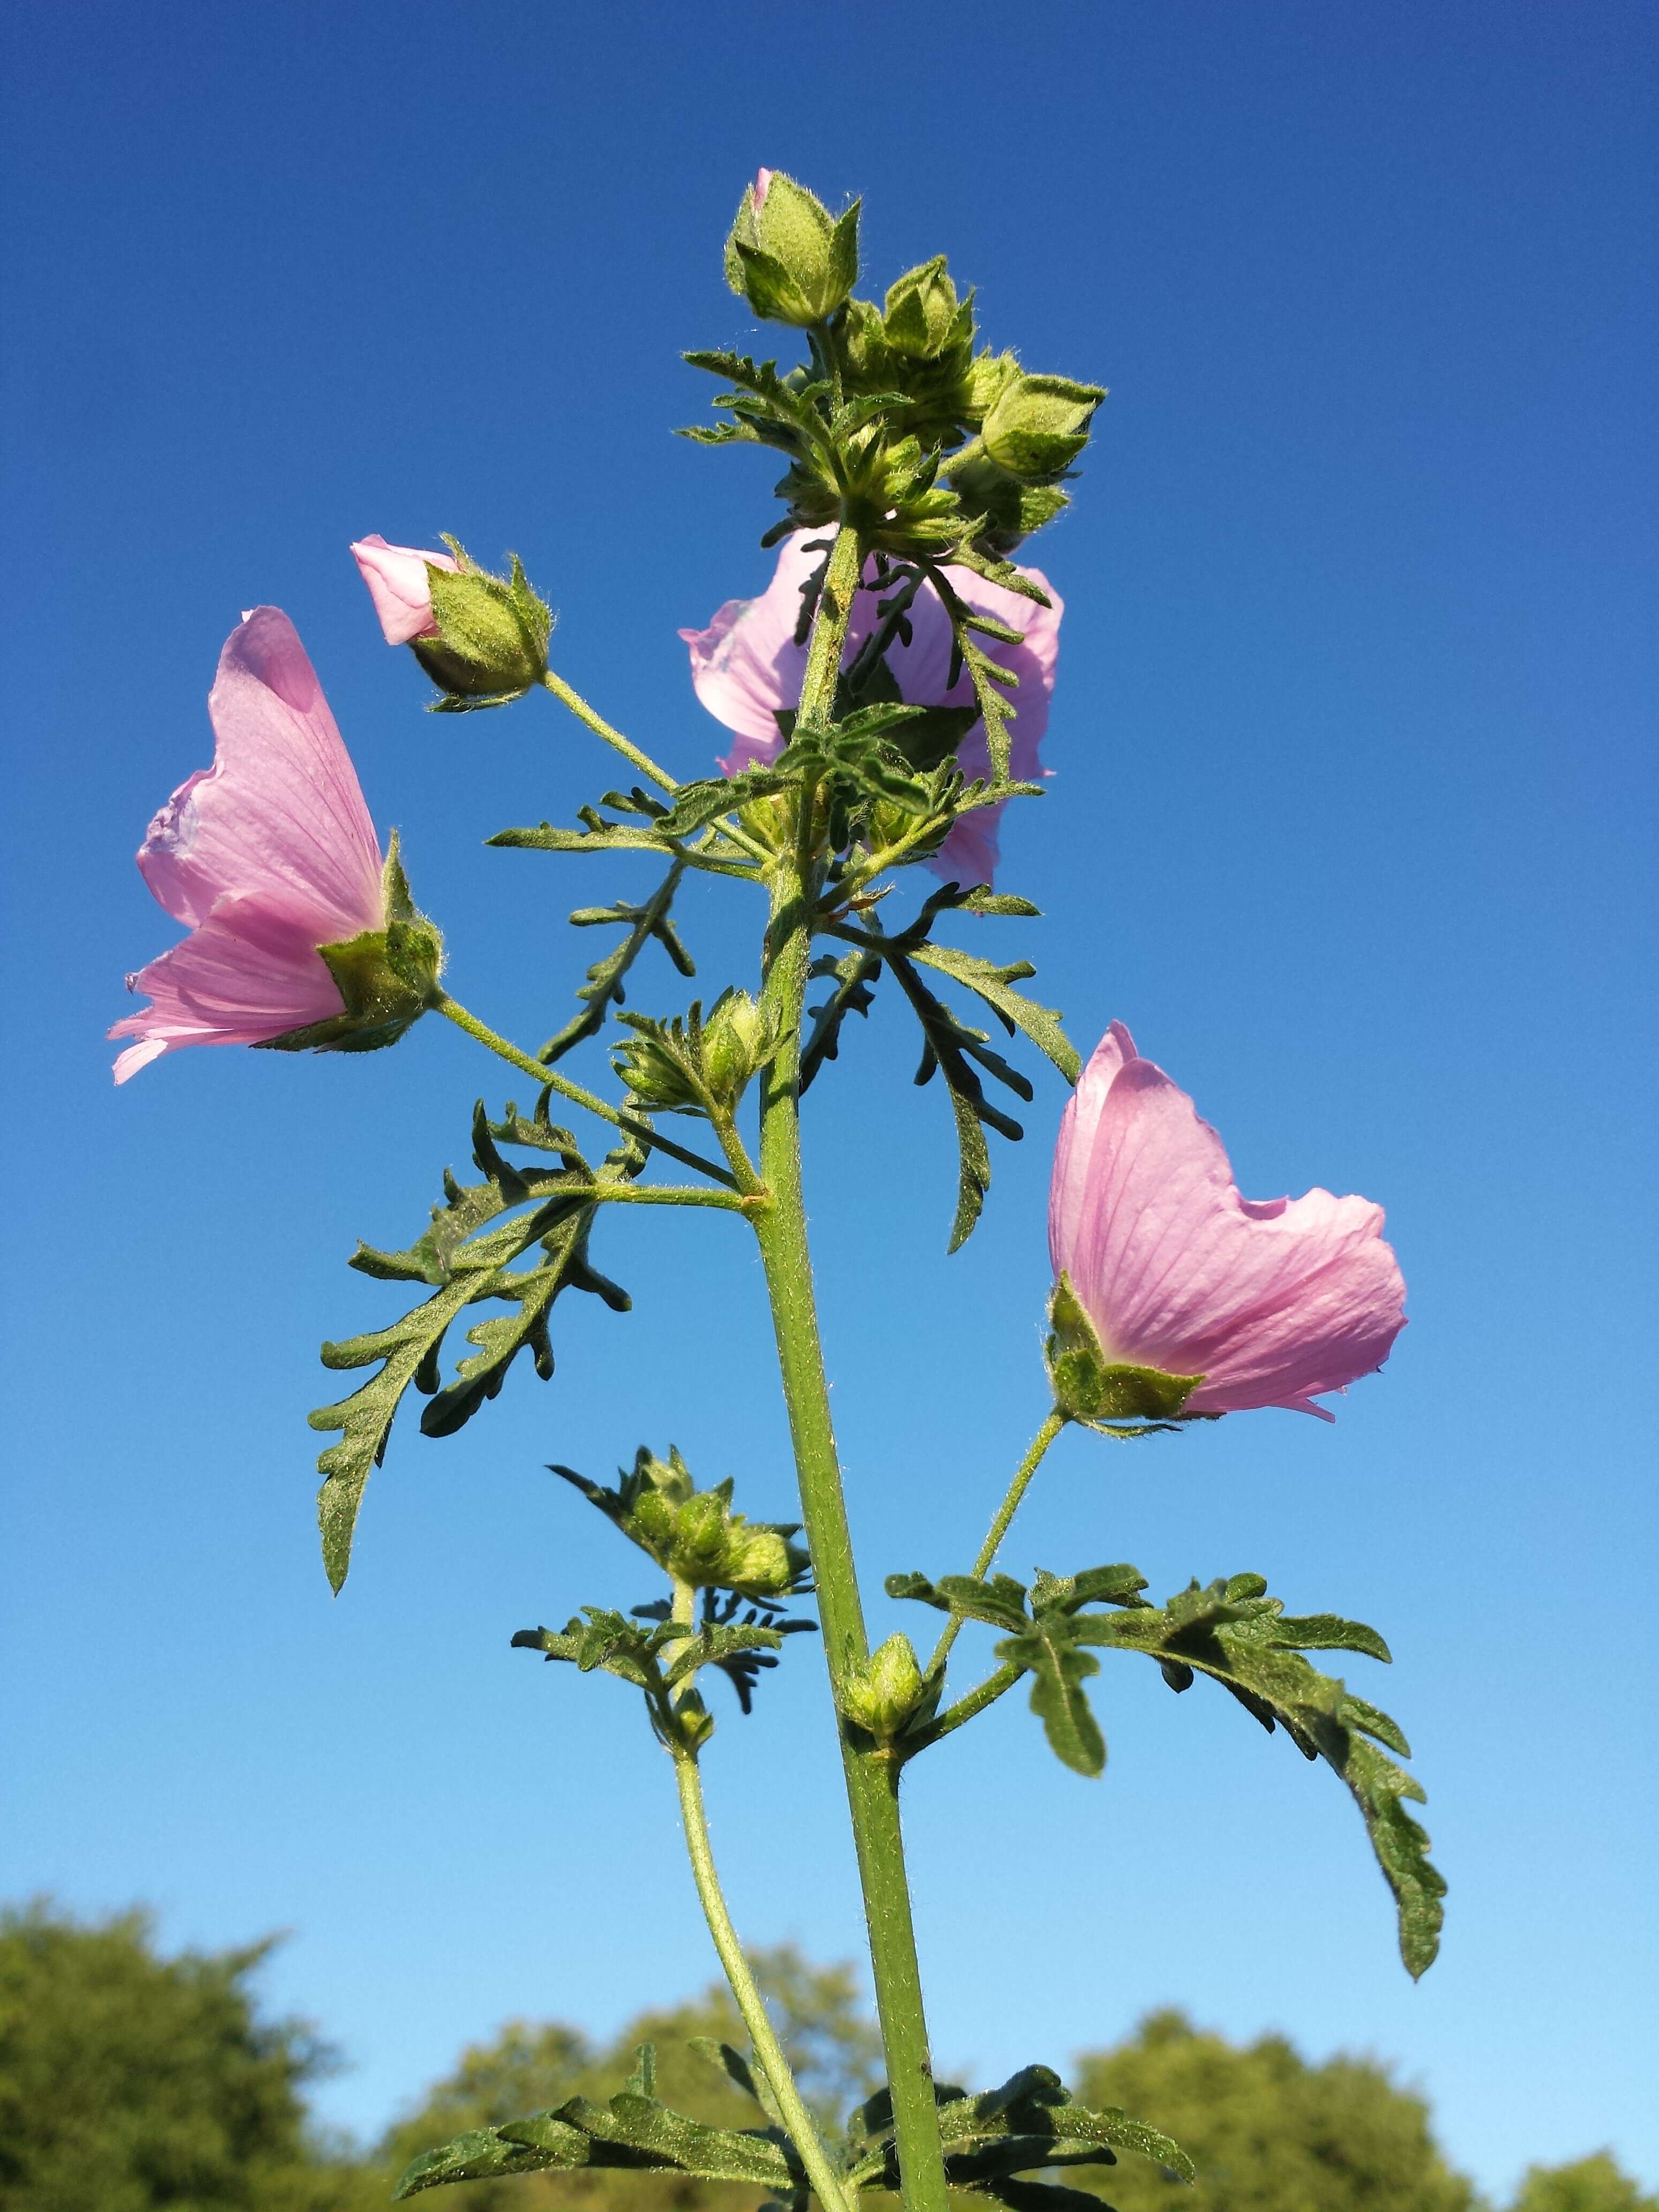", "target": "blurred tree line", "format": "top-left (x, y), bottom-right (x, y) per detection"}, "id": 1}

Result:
top-left (0, 1903), bottom-right (1649, 2212)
